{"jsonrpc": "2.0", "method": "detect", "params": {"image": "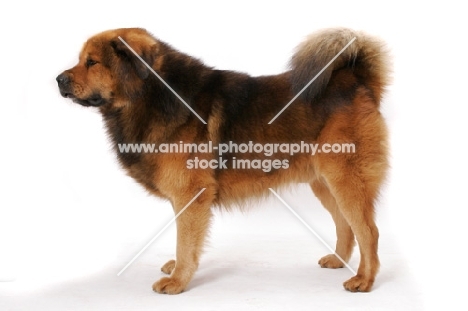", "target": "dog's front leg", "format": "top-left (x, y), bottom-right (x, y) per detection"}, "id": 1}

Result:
top-left (153, 187), bottom-right (213, 294)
